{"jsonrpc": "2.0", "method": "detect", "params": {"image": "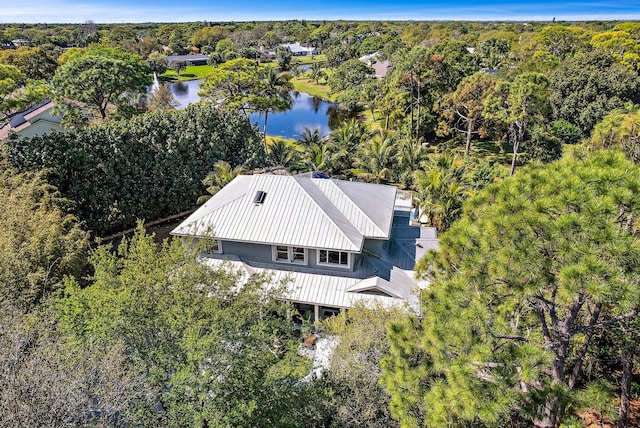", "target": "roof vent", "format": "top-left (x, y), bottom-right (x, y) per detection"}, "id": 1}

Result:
top-left (254, 190), bottom-right (266, 204)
